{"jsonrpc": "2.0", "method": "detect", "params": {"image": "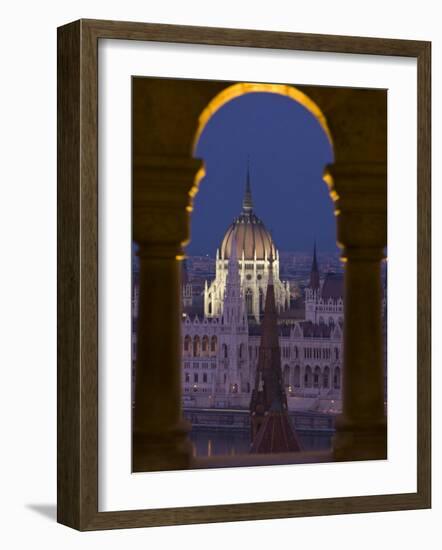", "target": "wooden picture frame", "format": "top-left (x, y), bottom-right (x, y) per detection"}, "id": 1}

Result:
top-left (57, 18), bottom-right (431, 530)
